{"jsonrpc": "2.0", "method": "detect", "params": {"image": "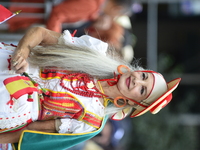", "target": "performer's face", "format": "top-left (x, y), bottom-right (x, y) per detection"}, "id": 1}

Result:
top-left (117, 71), bottom-right (154, 105)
